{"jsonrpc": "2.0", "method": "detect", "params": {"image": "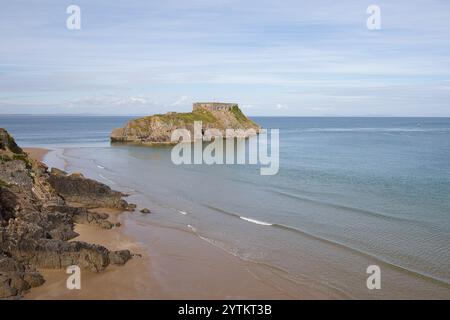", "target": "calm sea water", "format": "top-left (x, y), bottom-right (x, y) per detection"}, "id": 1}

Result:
top-left (2, 115), bottom-right (449, 298)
